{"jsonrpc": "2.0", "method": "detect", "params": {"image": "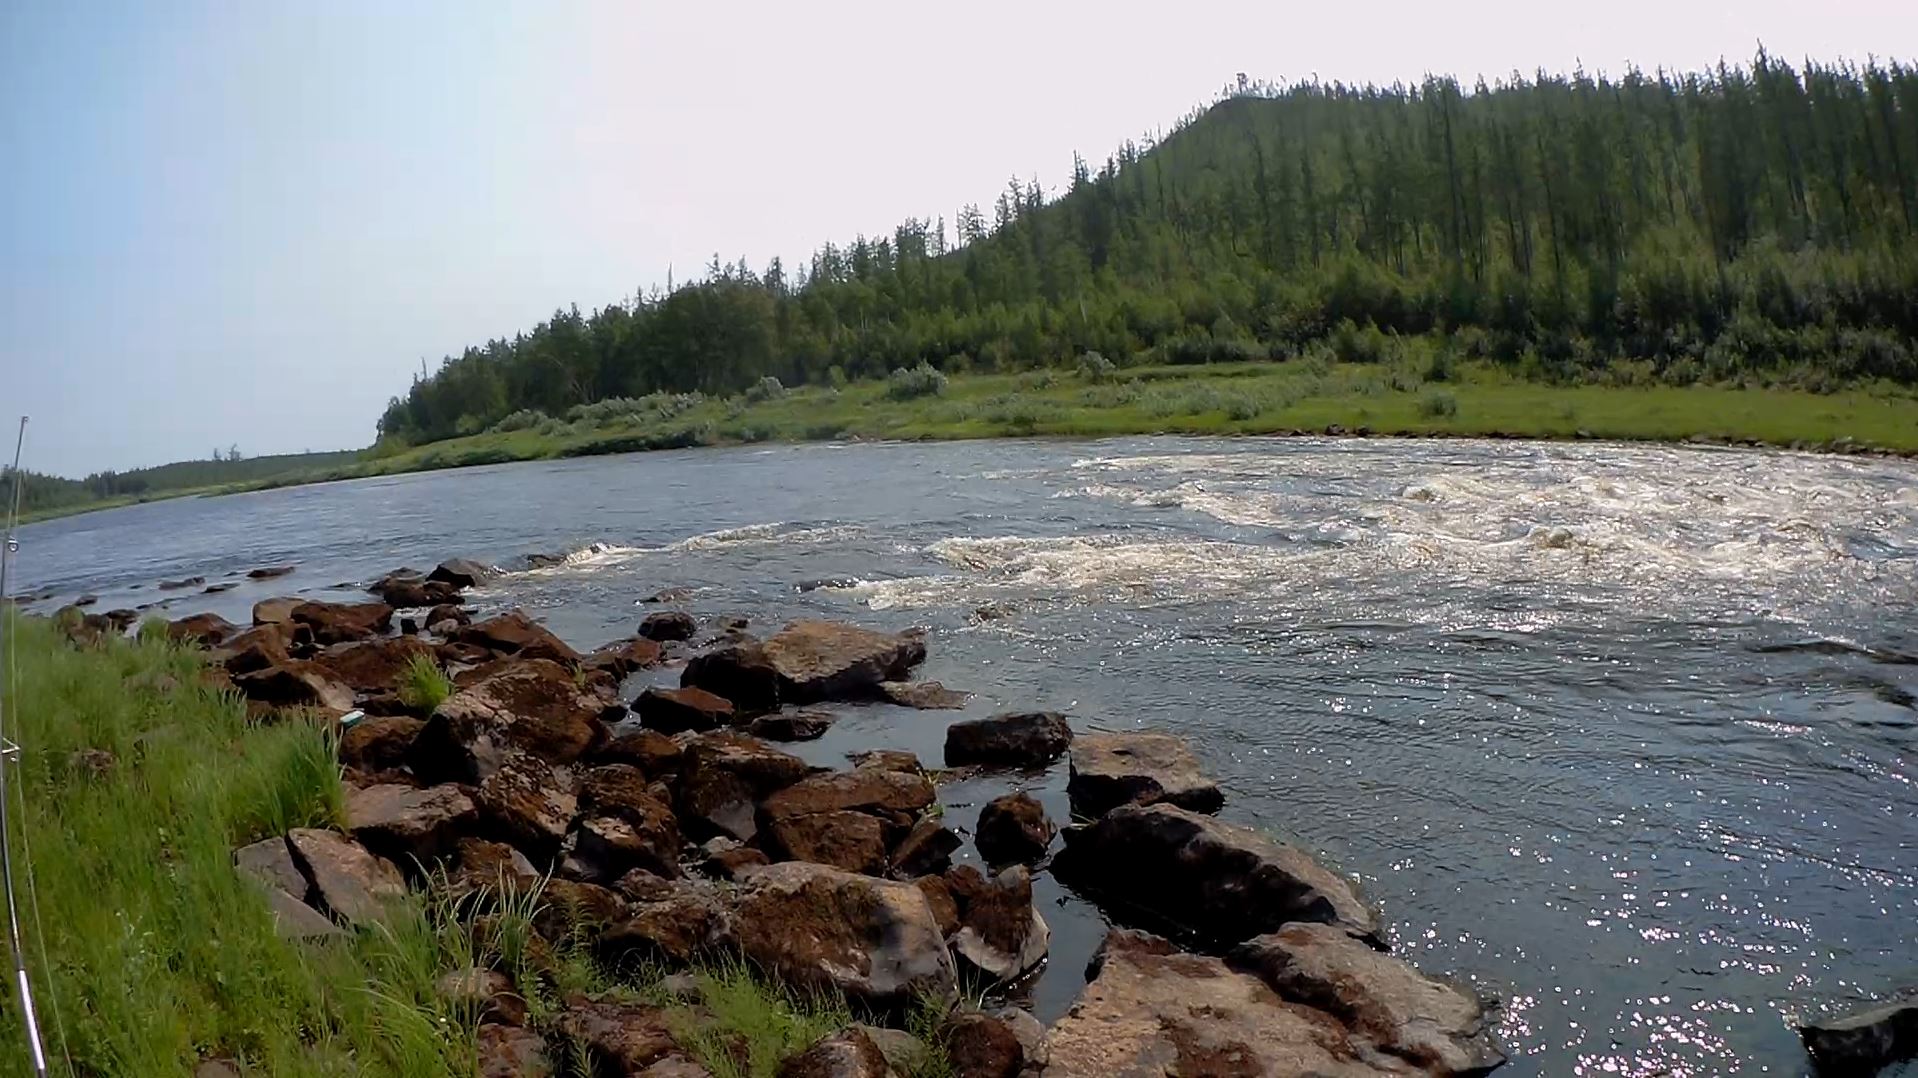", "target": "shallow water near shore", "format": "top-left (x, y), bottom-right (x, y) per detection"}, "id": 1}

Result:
top-left (19, 435), bottom-right (1918, 1075)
